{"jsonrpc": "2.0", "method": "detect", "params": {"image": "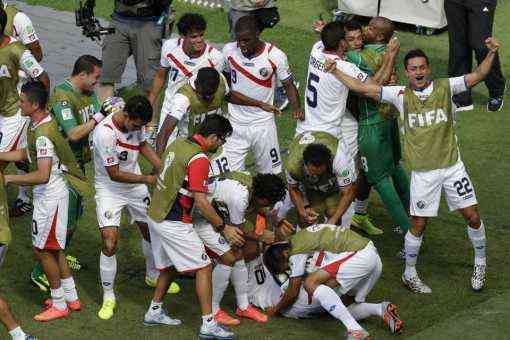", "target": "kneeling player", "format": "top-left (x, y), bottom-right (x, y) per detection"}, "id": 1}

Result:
top-left (264, 224), bottom-right (403, 339)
